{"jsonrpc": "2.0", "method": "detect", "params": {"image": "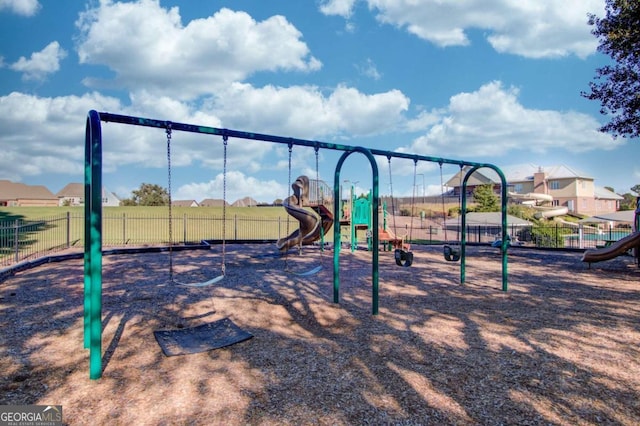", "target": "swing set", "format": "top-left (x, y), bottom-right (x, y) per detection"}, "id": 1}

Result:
top-left (83, 110), bottom-right (510, 379)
